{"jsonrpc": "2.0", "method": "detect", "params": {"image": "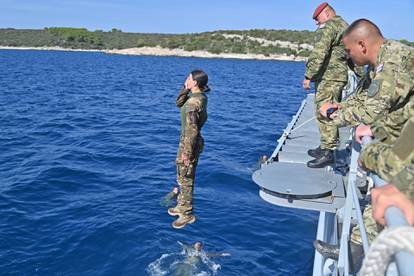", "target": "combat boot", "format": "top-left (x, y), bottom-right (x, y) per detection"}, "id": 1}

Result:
top-left (307, 149), bottom-right (334, 168)
top-left (172, 215), bottom-right (196, 229)
top-left (307, 146), bottom-right (324, 158)
top-left (313, 240), bottom-right (340, 260)
top-left (314, 240), bottom-right (363, 273)
top-left (168, 206), bottom-right (183, 217)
